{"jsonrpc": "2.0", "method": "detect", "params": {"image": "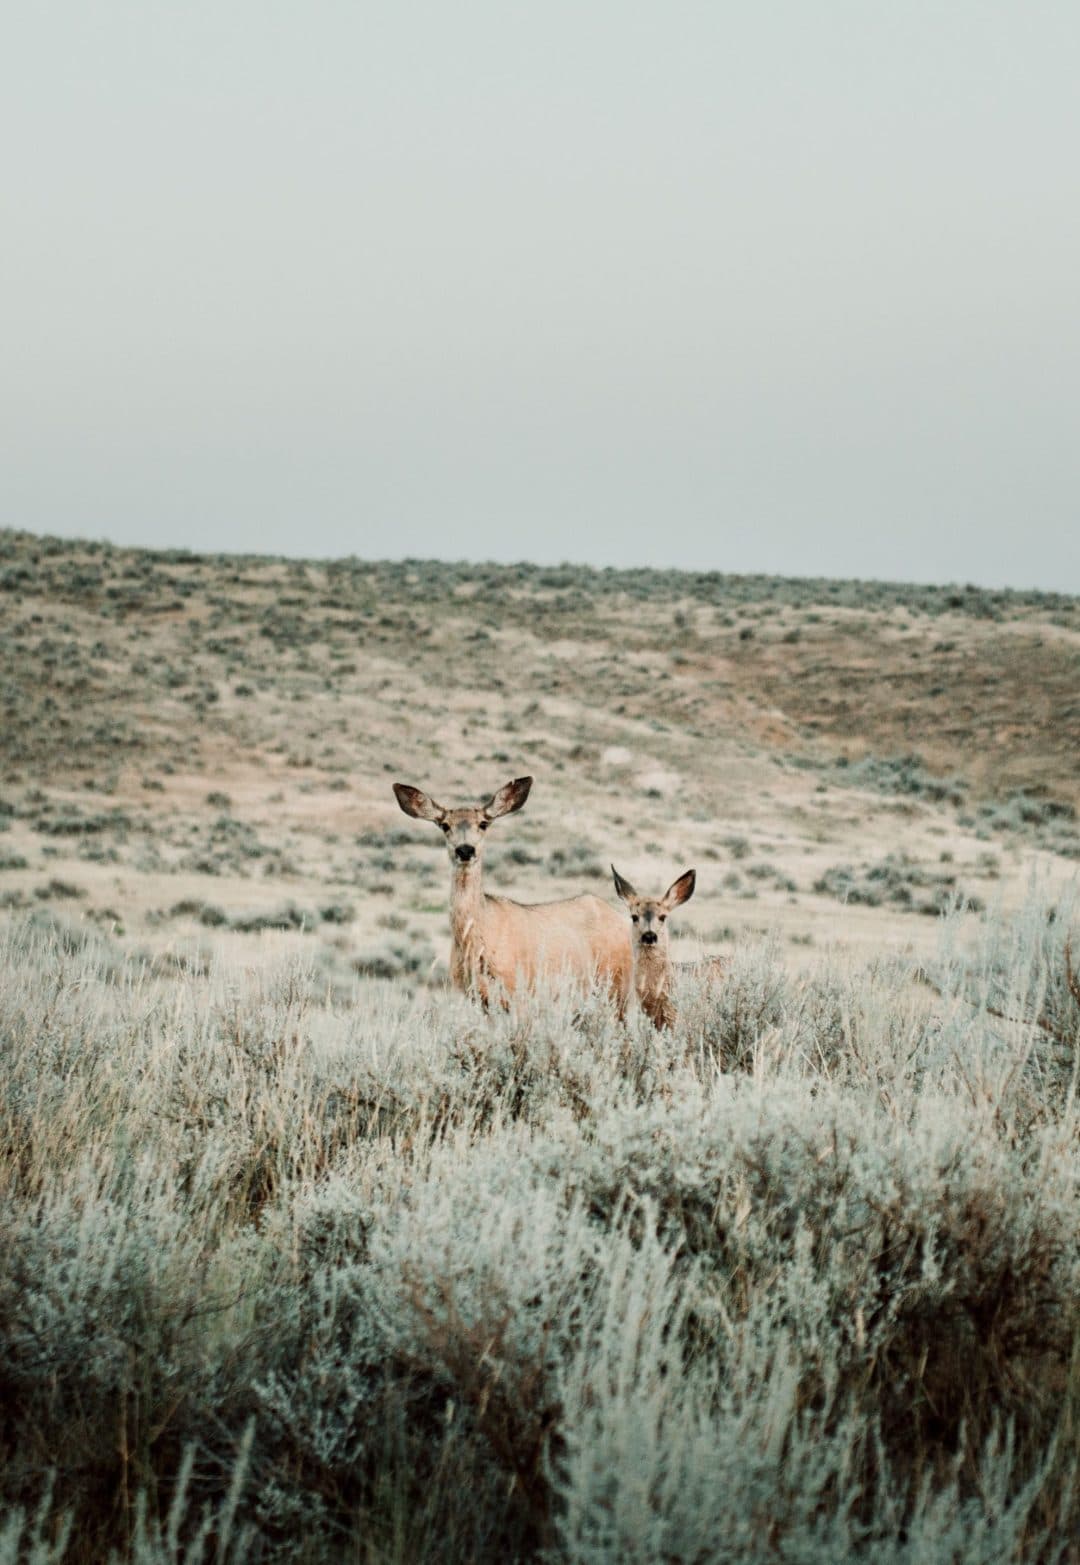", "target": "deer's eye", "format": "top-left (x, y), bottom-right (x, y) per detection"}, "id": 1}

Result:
top-left (478, 820), bottom-right (489, 831)
top-left (631, 914), bottom-right (640, 923)
top-left (658, 915), bottom-right (667, 923)
top-left (439, 821), bottom-right (450, 833)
